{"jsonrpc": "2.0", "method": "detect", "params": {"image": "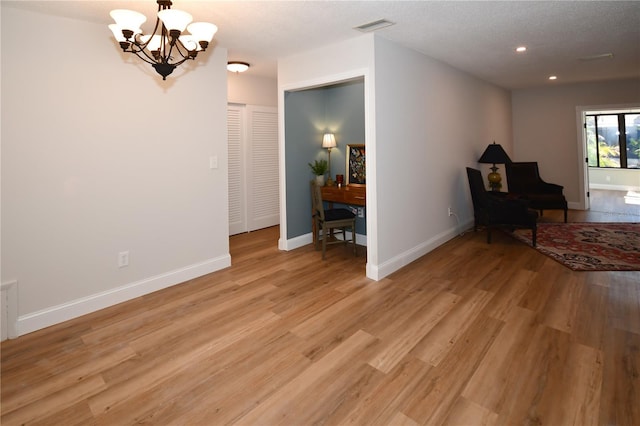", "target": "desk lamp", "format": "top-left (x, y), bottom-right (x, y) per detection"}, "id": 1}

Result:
top-left (322, 133), bottom-right (337, 186)
top-left (478, 141), bottom-right (512, 191)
